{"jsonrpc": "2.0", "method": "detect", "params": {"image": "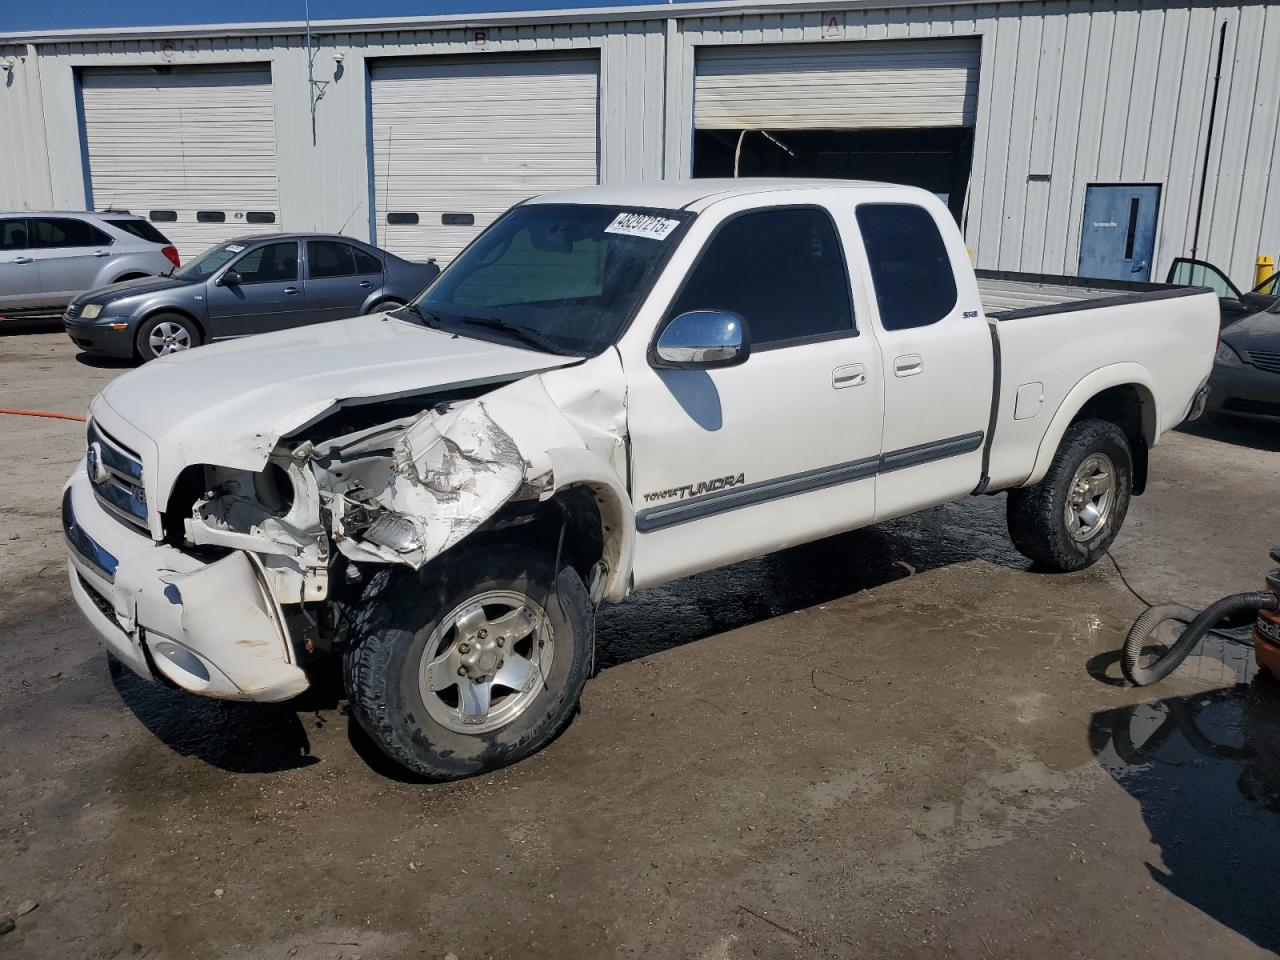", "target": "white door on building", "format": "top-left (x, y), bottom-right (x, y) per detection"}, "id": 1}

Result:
top-left (79, 66), bottom-right (282, 260)
top-left (369, 55), bottom-right (600, 264)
